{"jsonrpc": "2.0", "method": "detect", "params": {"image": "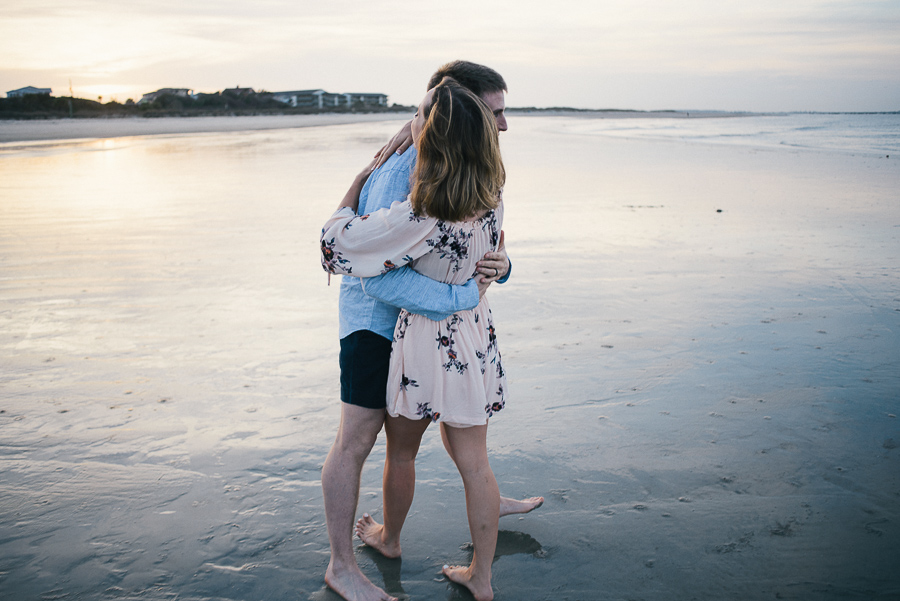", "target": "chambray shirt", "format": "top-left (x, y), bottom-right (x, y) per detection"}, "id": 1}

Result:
top-left (339, 147), bottom-right (485, 340)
